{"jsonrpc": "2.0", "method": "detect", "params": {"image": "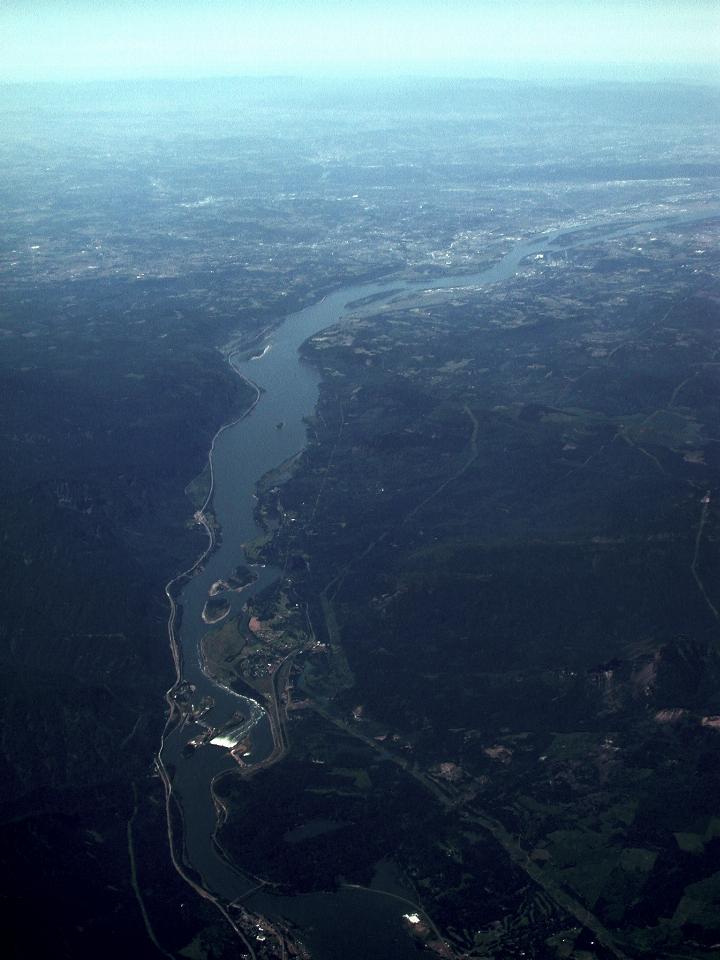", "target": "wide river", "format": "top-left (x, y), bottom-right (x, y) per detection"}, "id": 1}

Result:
top-left (158, 207), bottom-right (719, 957)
